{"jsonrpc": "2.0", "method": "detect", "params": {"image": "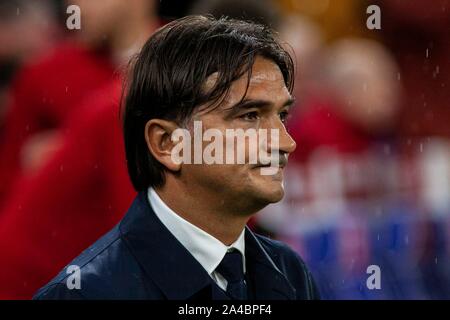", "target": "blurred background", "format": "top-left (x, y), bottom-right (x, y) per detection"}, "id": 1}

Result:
top-left (0, 0), bottom-right (448, 299)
